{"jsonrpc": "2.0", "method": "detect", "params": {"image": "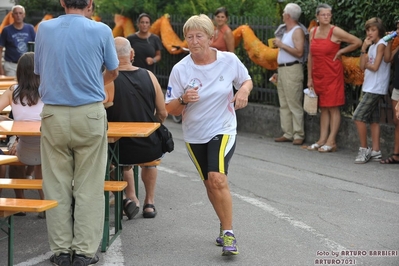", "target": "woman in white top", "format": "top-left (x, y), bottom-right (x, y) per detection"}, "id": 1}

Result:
top-left (0, 52), bottom-right (44, 200)
top-left (165, 14), bottom-right (252, 256)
